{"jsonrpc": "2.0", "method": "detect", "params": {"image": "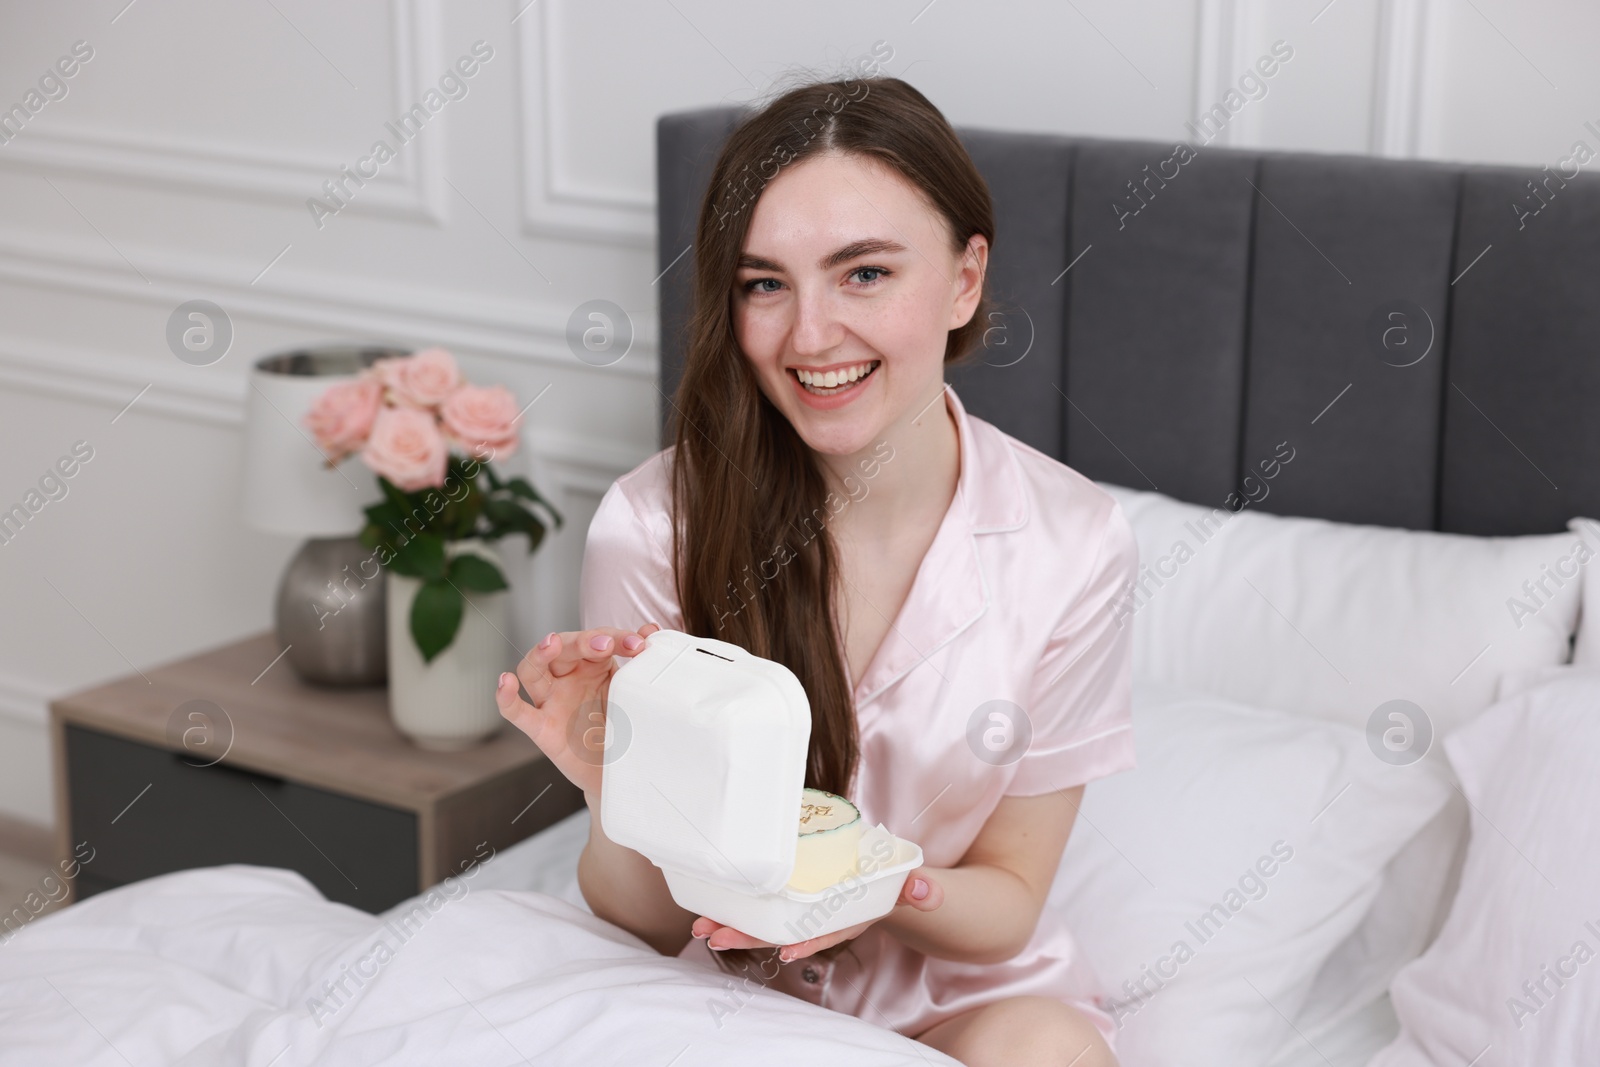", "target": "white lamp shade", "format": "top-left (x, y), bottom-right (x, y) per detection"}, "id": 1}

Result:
top-left (242, 347), bottom-right (400, 537)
